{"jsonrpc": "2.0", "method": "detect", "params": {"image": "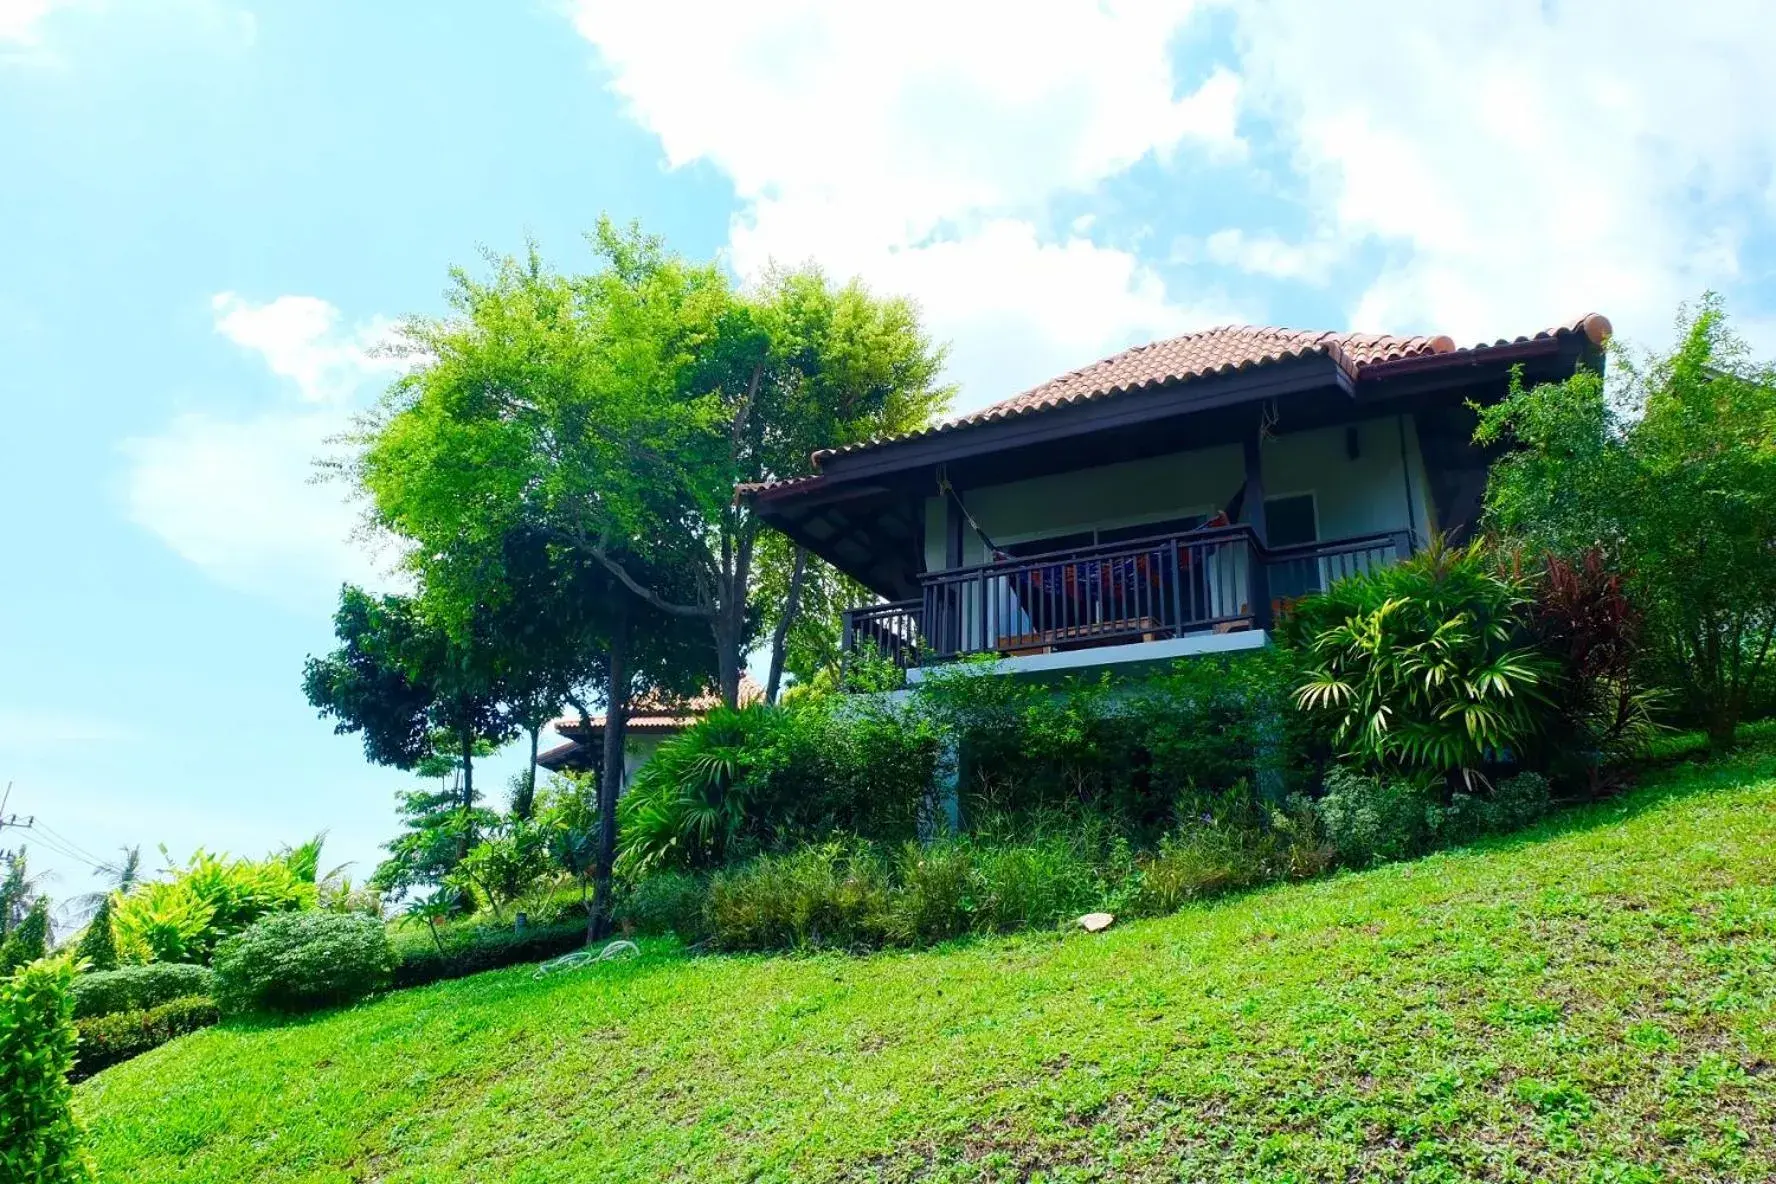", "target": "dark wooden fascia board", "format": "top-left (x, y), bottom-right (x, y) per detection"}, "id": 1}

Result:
top-left (817, 355), bottom-right (1350, 484)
